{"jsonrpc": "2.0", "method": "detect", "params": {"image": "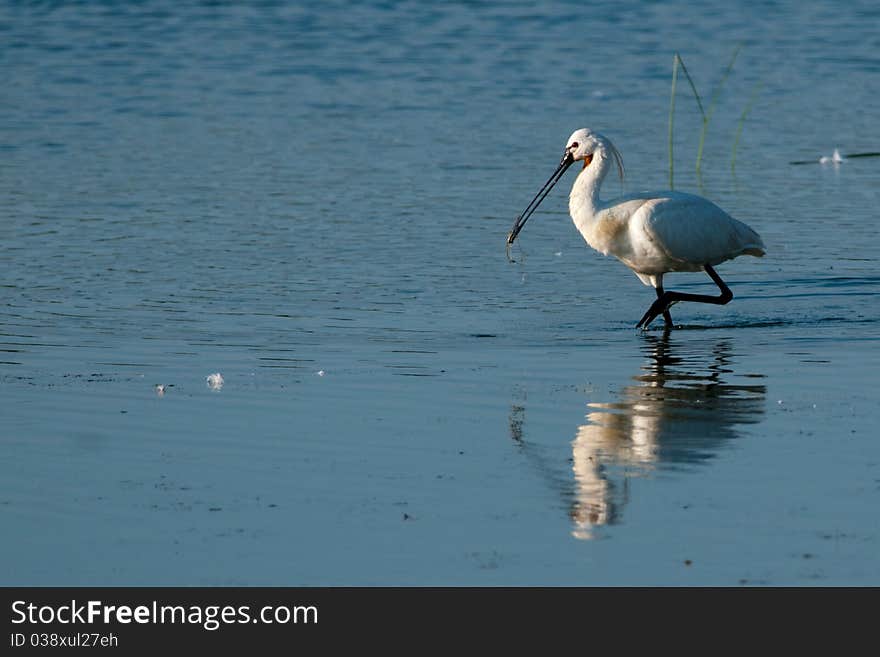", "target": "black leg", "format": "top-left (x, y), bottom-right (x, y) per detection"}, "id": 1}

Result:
top-left (655, 285), bottom-right (674, 328)
top-left (636, 265), bottom-right (733, 329)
